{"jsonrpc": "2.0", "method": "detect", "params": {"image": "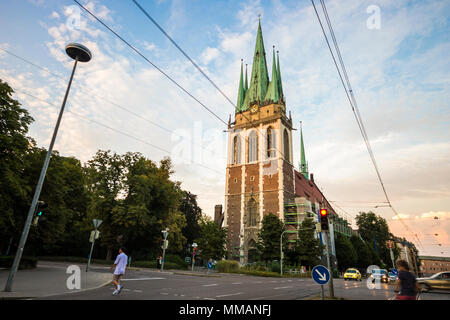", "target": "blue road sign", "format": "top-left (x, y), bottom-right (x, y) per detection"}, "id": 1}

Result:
top-left (312, 265), bottom-right (330, 285)
top-left (391, 268), bottom-right (398, 275)
top-left (208, 262), bottom-right (212, 269)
